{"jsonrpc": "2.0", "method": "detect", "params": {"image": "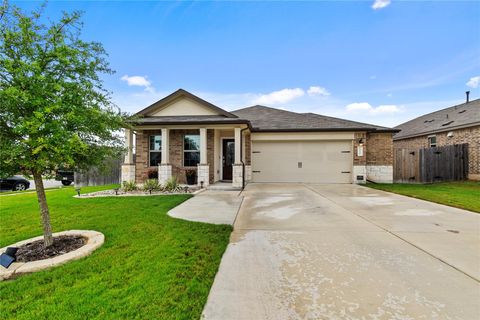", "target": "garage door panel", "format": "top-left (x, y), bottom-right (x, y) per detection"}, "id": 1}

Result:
top-left (252, 141), bottom-right (352, 183)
